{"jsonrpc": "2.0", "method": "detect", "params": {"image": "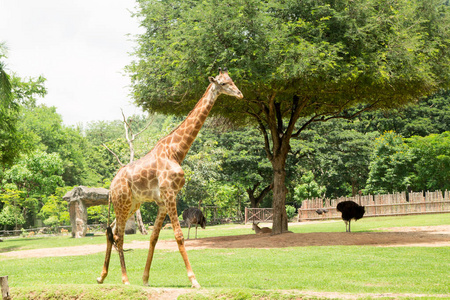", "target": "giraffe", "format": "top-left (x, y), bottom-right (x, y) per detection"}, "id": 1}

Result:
top-left (97, 68), bottom-right (243, 288)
